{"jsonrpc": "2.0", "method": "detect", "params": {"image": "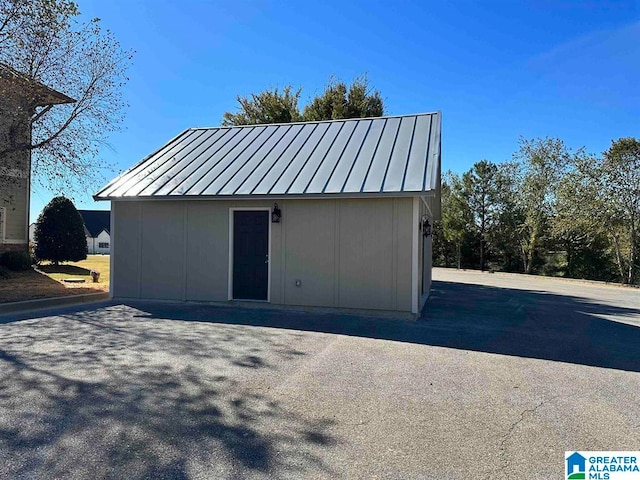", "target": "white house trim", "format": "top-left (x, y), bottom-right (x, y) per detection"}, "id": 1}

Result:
top-left (109, 205), bottom-right (115, 299)
top-left (420, 196), bottom-right (433, 217)
top-left (227, 207), bottom-right (272, 302)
